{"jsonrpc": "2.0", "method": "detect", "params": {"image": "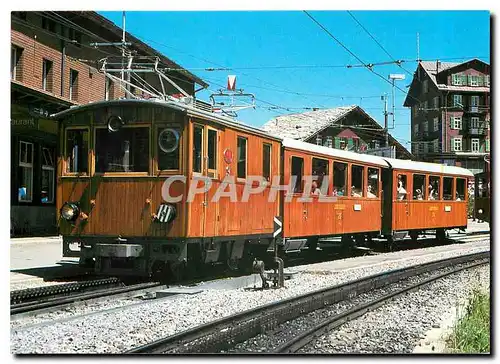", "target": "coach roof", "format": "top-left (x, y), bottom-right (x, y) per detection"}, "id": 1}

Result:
top-left (282, 138), bottom-right (389, 167)
top-left (383, 158), bottom-right (474, 177)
